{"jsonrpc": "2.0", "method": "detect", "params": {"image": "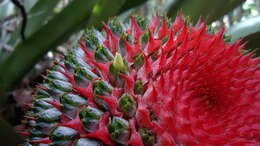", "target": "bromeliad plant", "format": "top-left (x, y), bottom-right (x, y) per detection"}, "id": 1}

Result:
top-left (18, 15), bottom-right (260, 145)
